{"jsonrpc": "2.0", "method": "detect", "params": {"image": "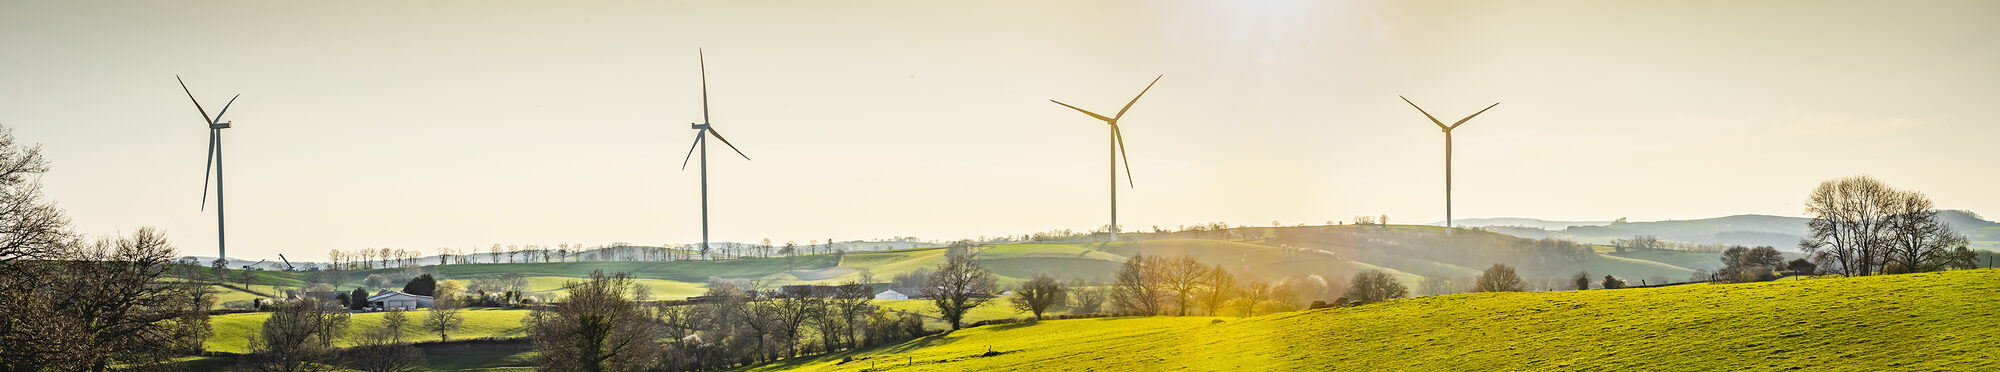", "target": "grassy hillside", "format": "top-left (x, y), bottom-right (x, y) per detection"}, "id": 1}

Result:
top-left (744, 269), bottom-right (2000, 371)
top-left (205, 308), bottom-right (532, 354)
